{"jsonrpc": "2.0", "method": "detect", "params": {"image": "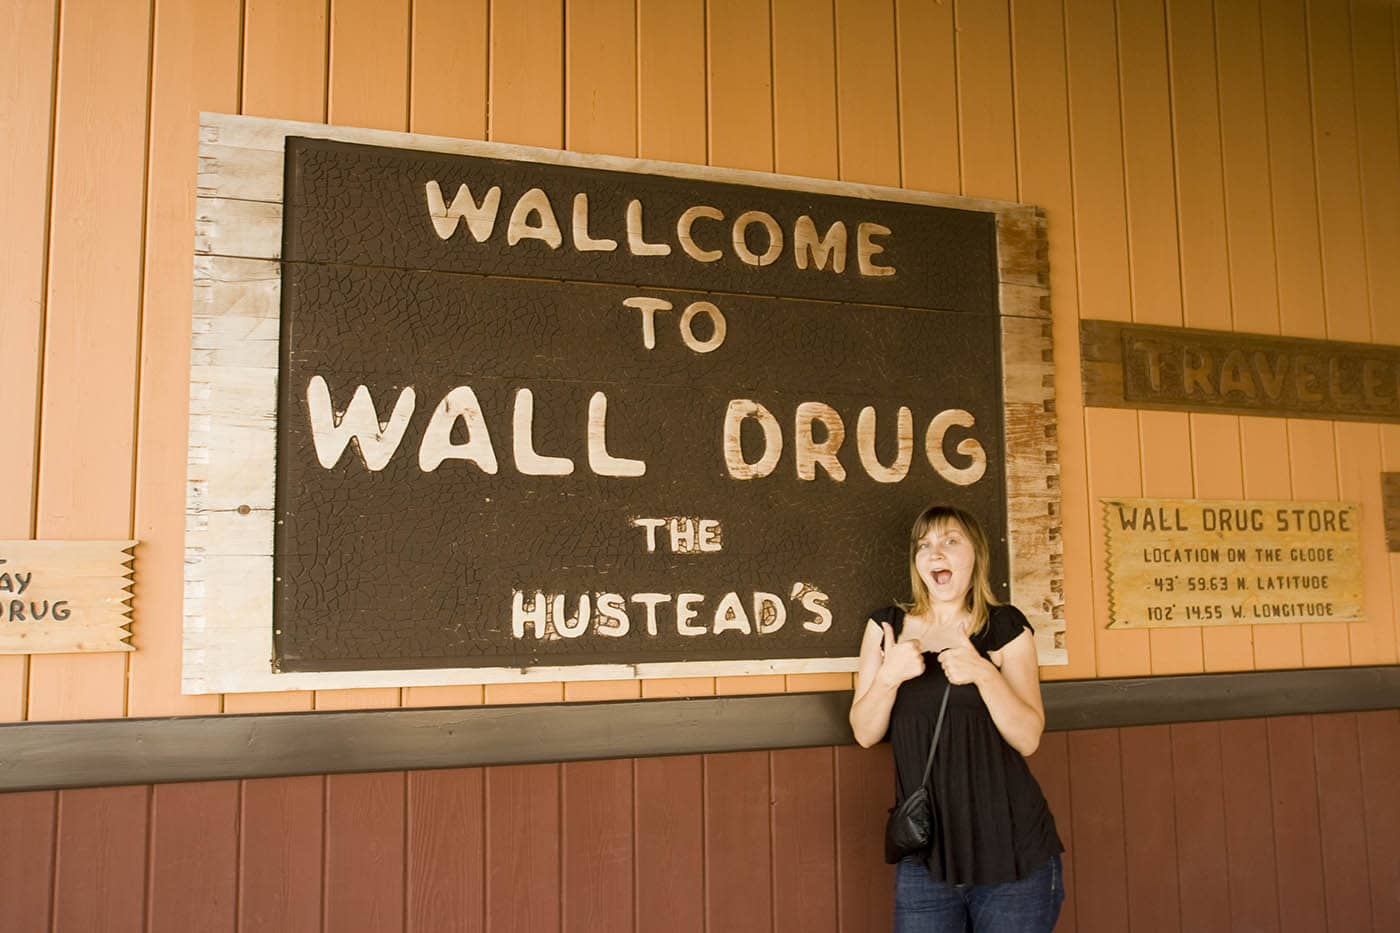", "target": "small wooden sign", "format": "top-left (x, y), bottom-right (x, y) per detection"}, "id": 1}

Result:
top-left (1102, 499), bottom-right (1361, 628)
top-left (0, 541), bottom-right (137, 654)
top-left (1081, 319), bottom-right (1400, 423)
